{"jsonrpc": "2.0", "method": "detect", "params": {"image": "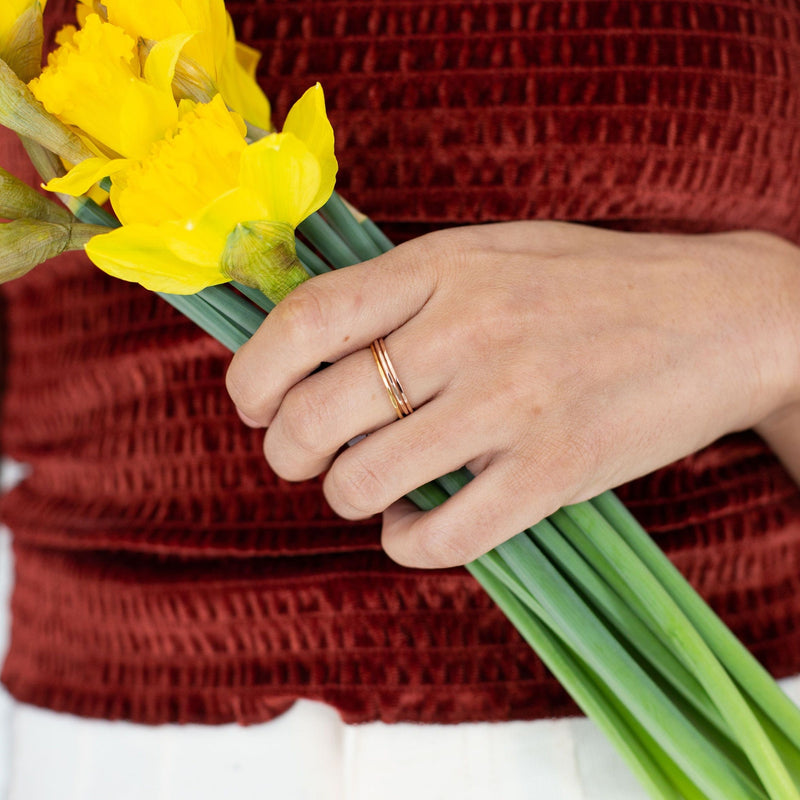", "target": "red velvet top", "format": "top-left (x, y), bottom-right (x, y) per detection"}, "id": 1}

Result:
top-left (1, 0), bottom-right (799, 725)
